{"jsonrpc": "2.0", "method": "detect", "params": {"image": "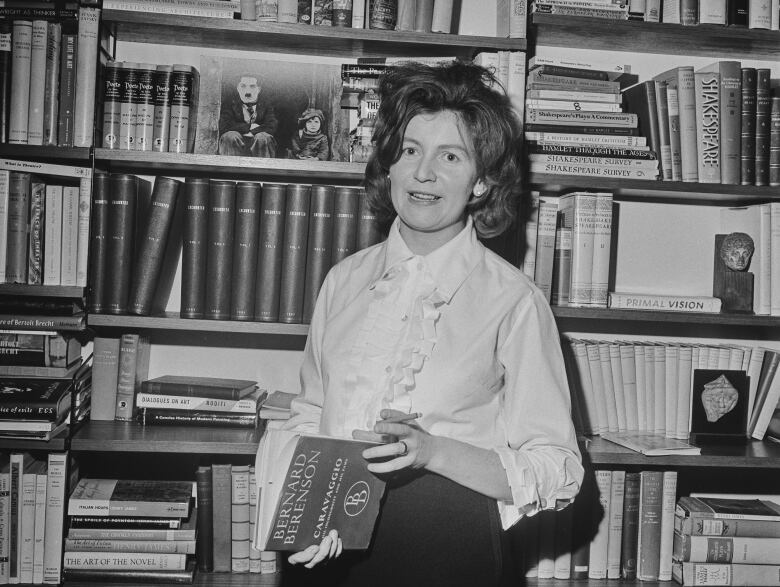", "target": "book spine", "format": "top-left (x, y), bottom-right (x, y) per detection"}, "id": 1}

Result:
top-left (525, 123), bottom-right (639, 136)
top-left (88, 173), bottom-right (110, 313)
top-left (26, 19), bottom-right (47, 146)
top-left (20, 468), bottom-right (36, 583)
top-left (302, 185), bottom-right (334, 324)
top-left (114, 333), bottom-right (141, 420)
top-left (0, 461), bottom-right (9, 583)
top-left (101, 62), bottom-right (122, 148)
top-left (72, 6), bottom-right (99, 147)
top-left (621, 471), bottom-right (641, 579)
top-left (42, 453), bottom-right (65, 585)
top-left (135, 393), bottom-right (256, 413)
top-left (230, 465), bottom-right (250, 573)
top-left (63, 552), bottom-right (187, 571)
top-left (675, 561), bottom-right (780, 586)
top-left (105, 174), bottom-right (139, 314)
top-left (278, 183), bottom-right (311, 324)
top-left (42, 21), bottom-right (60, 146)
top-left (142, 380), bottom-right (251, 400)
top-left (205, 180), bottom-right (235, 320)
top-left (591, 193), bottom-right (613, 307)
top-left (527, 132), bottom-right (647, 147)
top-left (63, 538), bottom-right (195, 554)
top-left (694, 70), bottom-right (721, 183)
top-left (8, 20), bottom-right (32, 144)
top-left (588, 469), bottom-right (612, 579)
top-left (718, 61), bottom-right (742, 185)
top-left (755, 68), bottom-right (772, 186)
top-left (118, 62), bottom-right (139, 150)
top-left (31, 471), bottom-right (46, 584)
top-left (622, 80), bottom-right (660, 160)
top-left (771, 97), bottom-right (780, 187)
top-left (0, 171), bottom-right (8, 282)
top-left (526, 109), bottom-right (637, 127)
top-left (637, 470), bottom-right (664, 581)
top-left (139, 408), bottom-right (258, 427)
top-left (0, 22), bottom-right (11, 144)
top-left (180, 178), bottom-right (209, 319)
top-left (59, 186), bottom-right (79, 286)
top-left (534, 199), bottom-right (558, 302)
top-left (56, 28), bottom-right (76, 147)
top-left (167, 64), bottom-right (195, 153)
top-left (254, 183), bottom-right (286, 322)
top-left (560, 193), bottom-right (596, 307)
top-left (75, 177), bottom-right (91, 287)
top-left (151, 64), bottom-right (173, 152)
top-left (331, 186), bottom-right (359, 266)
top-left (607, 292), bottom-right (722, 312)
top-left (248, 467), bottom-right (263, 573)
top-left (211, 464), bottom-right (232, 572)
top-left (356, 188), bottom-right (382, 250)
top-left (195, 465), bottom-right (213, 571)
top-left (749, 0), bottom-right (772, 27)
top-left (658, 471), bottom-right (678, 581)
top-left (663, 80), bottom-right (682, 179)
top-left (528, 154), bottom-right (658, 169)
top-left (66, 526), bottom-right (195, 541)
top-left (68, 515), bottom-right (183, 530)
top-left (654, 80), bottom-right (673, 180)
top-left (550, 214), bottom-right (572, 306)
top-left (230, 182), bottom-right (261, 321)
top-left (676, 535), bottom-right (780, 563)
top-left (133, 64), bottom-right (155, 152)
top-left (607, 470), bottom-right (626, 578)
top-left (5, 171), bottom-right (30, 283)
top-left (128, 176), bottom-right (182, 315)
top-left (0, 314), bottom-right (84, 331)
top-left (675, 66), bottom-right (698, 182)
top-left (26, 180), bottom-right (44, 286)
